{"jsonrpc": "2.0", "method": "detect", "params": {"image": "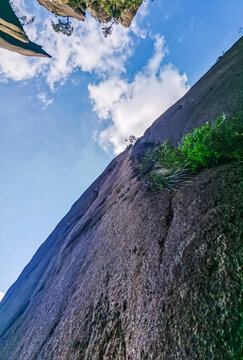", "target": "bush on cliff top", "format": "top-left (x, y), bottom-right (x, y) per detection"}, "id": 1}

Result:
top-left (69, 0), bottom-right (143, 19)
top-left (140, 113), bottom-right (243, 191)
